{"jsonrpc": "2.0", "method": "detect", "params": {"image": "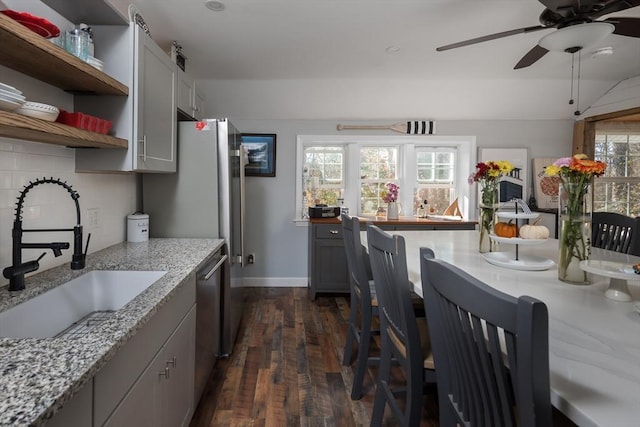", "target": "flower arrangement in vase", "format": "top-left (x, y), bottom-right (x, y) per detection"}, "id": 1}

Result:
top-left (382, 182), bottom-right (400, 220)
top-left (545, 154), bottom-right (606, 284)
top-left (468, 160), bottom-right (514, 252)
